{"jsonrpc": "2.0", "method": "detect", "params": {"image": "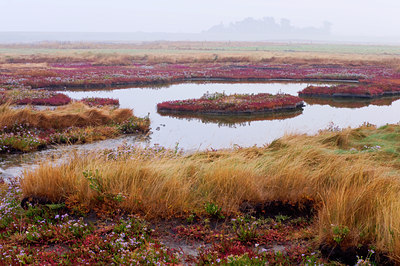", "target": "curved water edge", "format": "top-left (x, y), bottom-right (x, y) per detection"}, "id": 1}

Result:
top-left (1, 81), bottom-right (400, 179)
top-left (0, 134), bottom-right (150, 180)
